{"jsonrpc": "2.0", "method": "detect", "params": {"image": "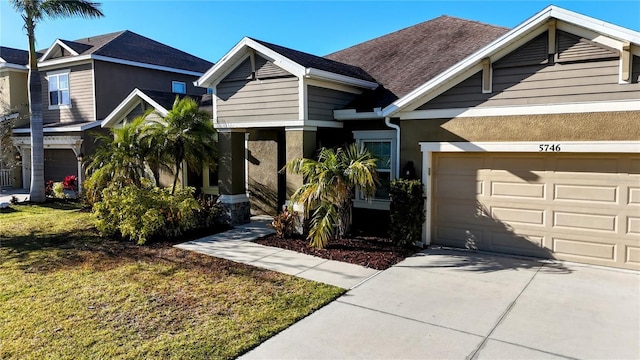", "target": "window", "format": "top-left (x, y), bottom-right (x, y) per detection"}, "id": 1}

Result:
top-left (172, 81), bottom-right (186, 94)
top-left (353, 130), bottom-right (397, 210)
top-left (48, 71), bottom-right (70, 108)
